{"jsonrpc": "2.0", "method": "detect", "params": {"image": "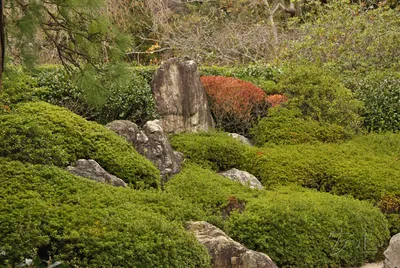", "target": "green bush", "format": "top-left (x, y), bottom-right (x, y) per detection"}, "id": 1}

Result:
top-left (346, 70), bottom-right (400, 132)
top-left (277, 63), bottom-right (363, 131)
top-left (33, 65), bottom-right (158, 125)
top-left (0, 101), bottom-right (159, 188)
top-left (165, 164), bottom-right (389, 267)
top-left (0, 65), bottom-right (46, 107)
top-left (169, 131), bottom-right (249, 171)
top-left (165, 163), bottom-right (259, 228)
top-left (226, 186), bottom-right (389, 267)
top-left (244, 134), bottom-right (400, 203)
top-left (0, 158), bottom-right (210, 267)
top-left (250, 107), bottom-right (352, 146)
